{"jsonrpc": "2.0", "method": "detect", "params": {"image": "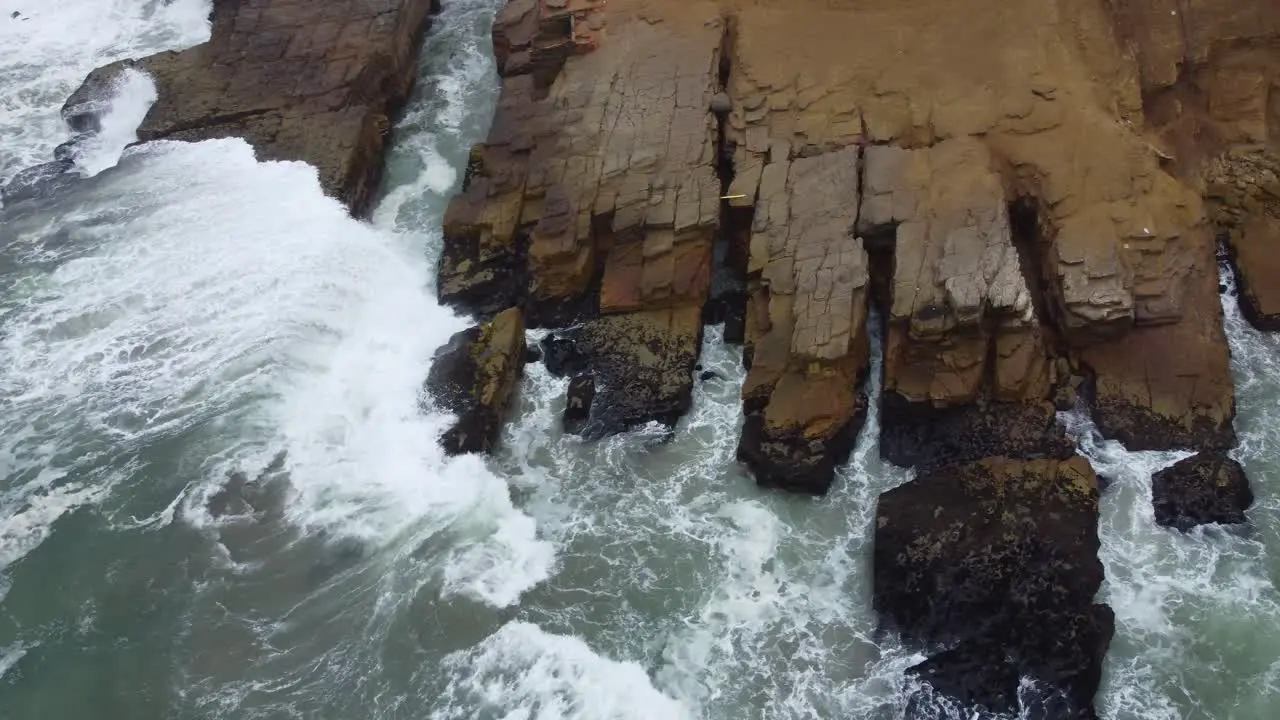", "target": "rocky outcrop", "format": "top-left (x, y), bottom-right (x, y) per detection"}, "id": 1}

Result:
top-left (438, 0), bottom-right (1256, 495)
top-left (875, 457), bottom-right (1112, 718)
top-left (425, 308), bottom-right (527, 455)
top-left (717, 0), bottom-right (1238, 481)
top-left (1112, 0), bottom-right (1280, 330)
top-left (734, 146), bottom-right (873, 493)
top-left (1152, 451), bottom-right (1254, 531)
top-left (62, 0), bottom-right (441, 216)
top-left (539, 306), bottom-right (702, 438)
top-left (440, 0), bottom-right (722, 439)
top-left (1209, 151), bottom-right (1280, 329)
